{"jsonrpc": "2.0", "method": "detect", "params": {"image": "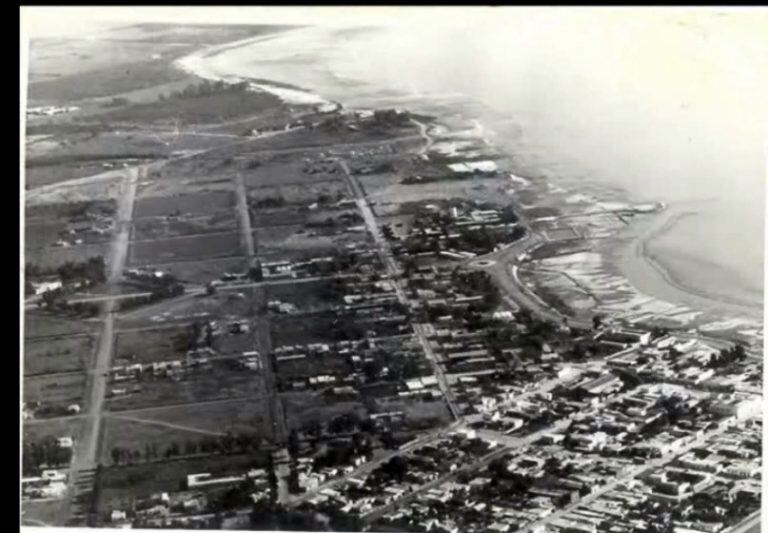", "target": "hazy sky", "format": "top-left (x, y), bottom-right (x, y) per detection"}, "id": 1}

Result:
top-left (20, 6), bottom-right (768, 37)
